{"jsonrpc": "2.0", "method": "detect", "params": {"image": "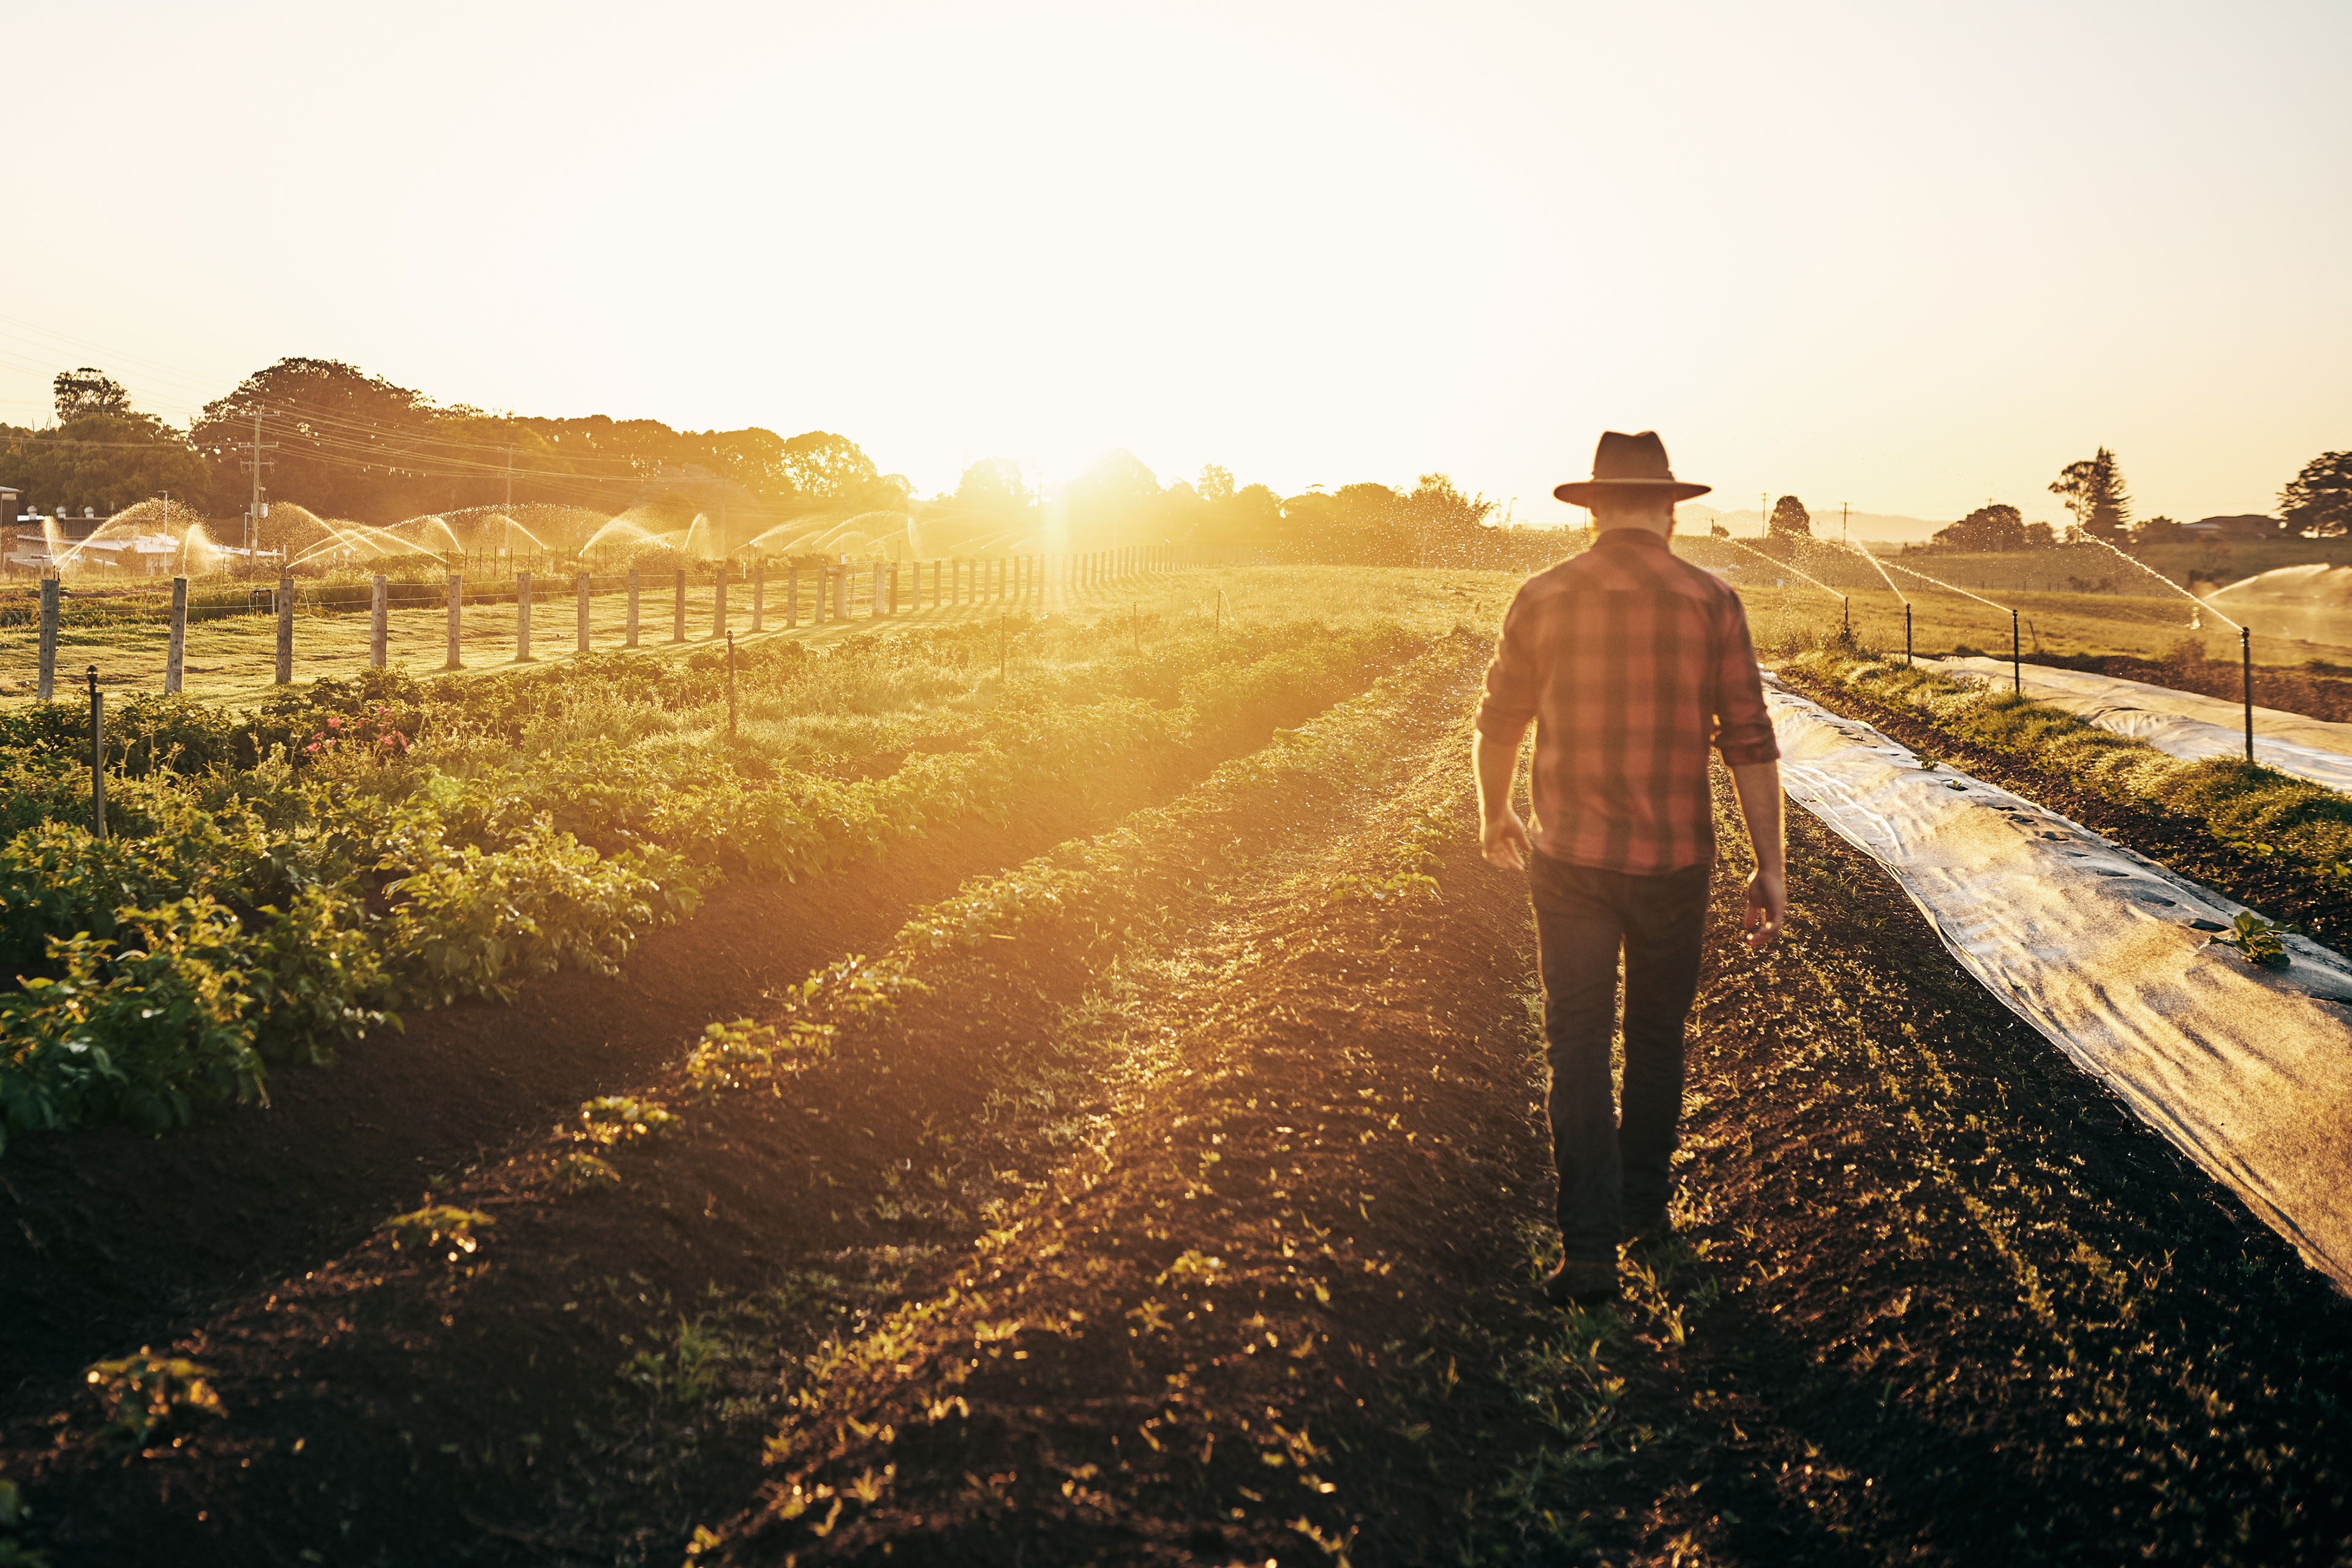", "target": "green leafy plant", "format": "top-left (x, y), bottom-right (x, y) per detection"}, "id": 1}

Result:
top-left (582, 1095), bottom-right (676, 1144)
top-left (380, 1204), bottom-right (495, 1260)
top-left (82, 1349), bottom-right (225, 1449)
top-left (2207, 911), bottom-right (2293, 968)
top-left (557, 1152), bottom-right (621, 1193)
